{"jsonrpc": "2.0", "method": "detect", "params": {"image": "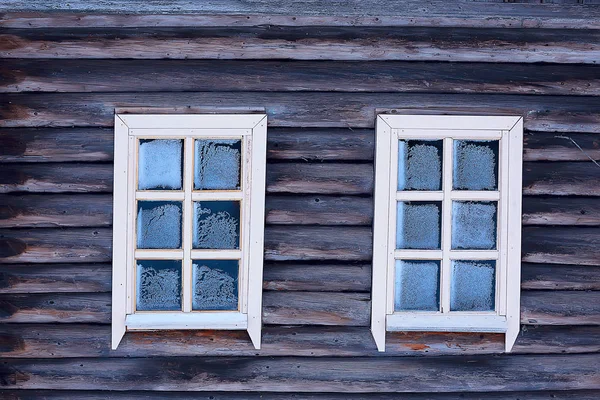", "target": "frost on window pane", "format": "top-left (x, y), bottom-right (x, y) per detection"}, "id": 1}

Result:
top-left (136, 260), bottom-right (182, 311)
top-left (193, 201), bottom-right (240, 249)
top-left (192, 260), bottom-right (239, 311)
top-left (137, 201), bottom-right (182, 249)
top-left (398, 140), bottom-right (443, 191)
top-left (395, 260), bottom-right (440, 311)
top-left (138, 139), bottom-right (183, 190)
top-left (396, 202), bottom-right (441, 249)
top-left (453, 140), bottom-right (499, 190)
top-left (195, 139), bottom-right (241, 190)
top-left (451, 201), bottom-right (497, 250)
top-left (451, 260), bottom-right (495, 312)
